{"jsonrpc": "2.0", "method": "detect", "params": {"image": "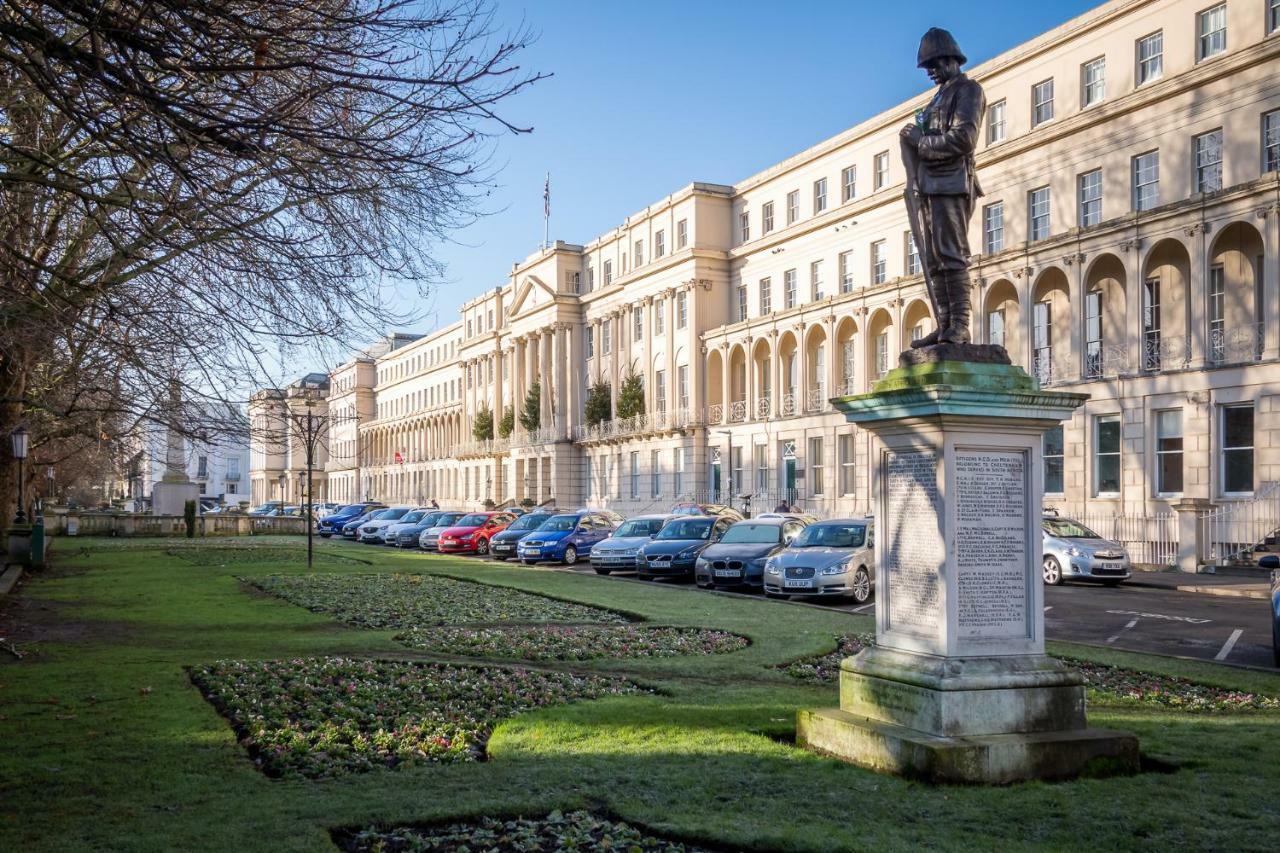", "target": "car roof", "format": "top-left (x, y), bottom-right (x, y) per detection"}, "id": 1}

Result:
top-left (730, 517), bottom-right (789, 526)
top-left (627, 514), bottom-right (676, 521)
